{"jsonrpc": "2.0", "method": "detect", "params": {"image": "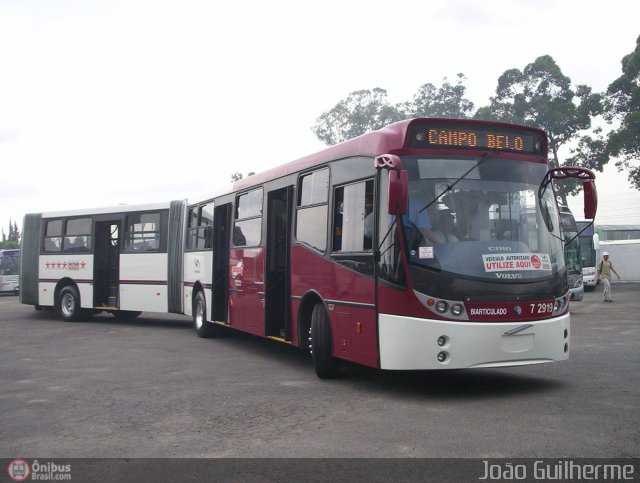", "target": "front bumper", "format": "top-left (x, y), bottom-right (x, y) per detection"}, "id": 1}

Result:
top-left (378, 312), bottom-right (570, 370)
